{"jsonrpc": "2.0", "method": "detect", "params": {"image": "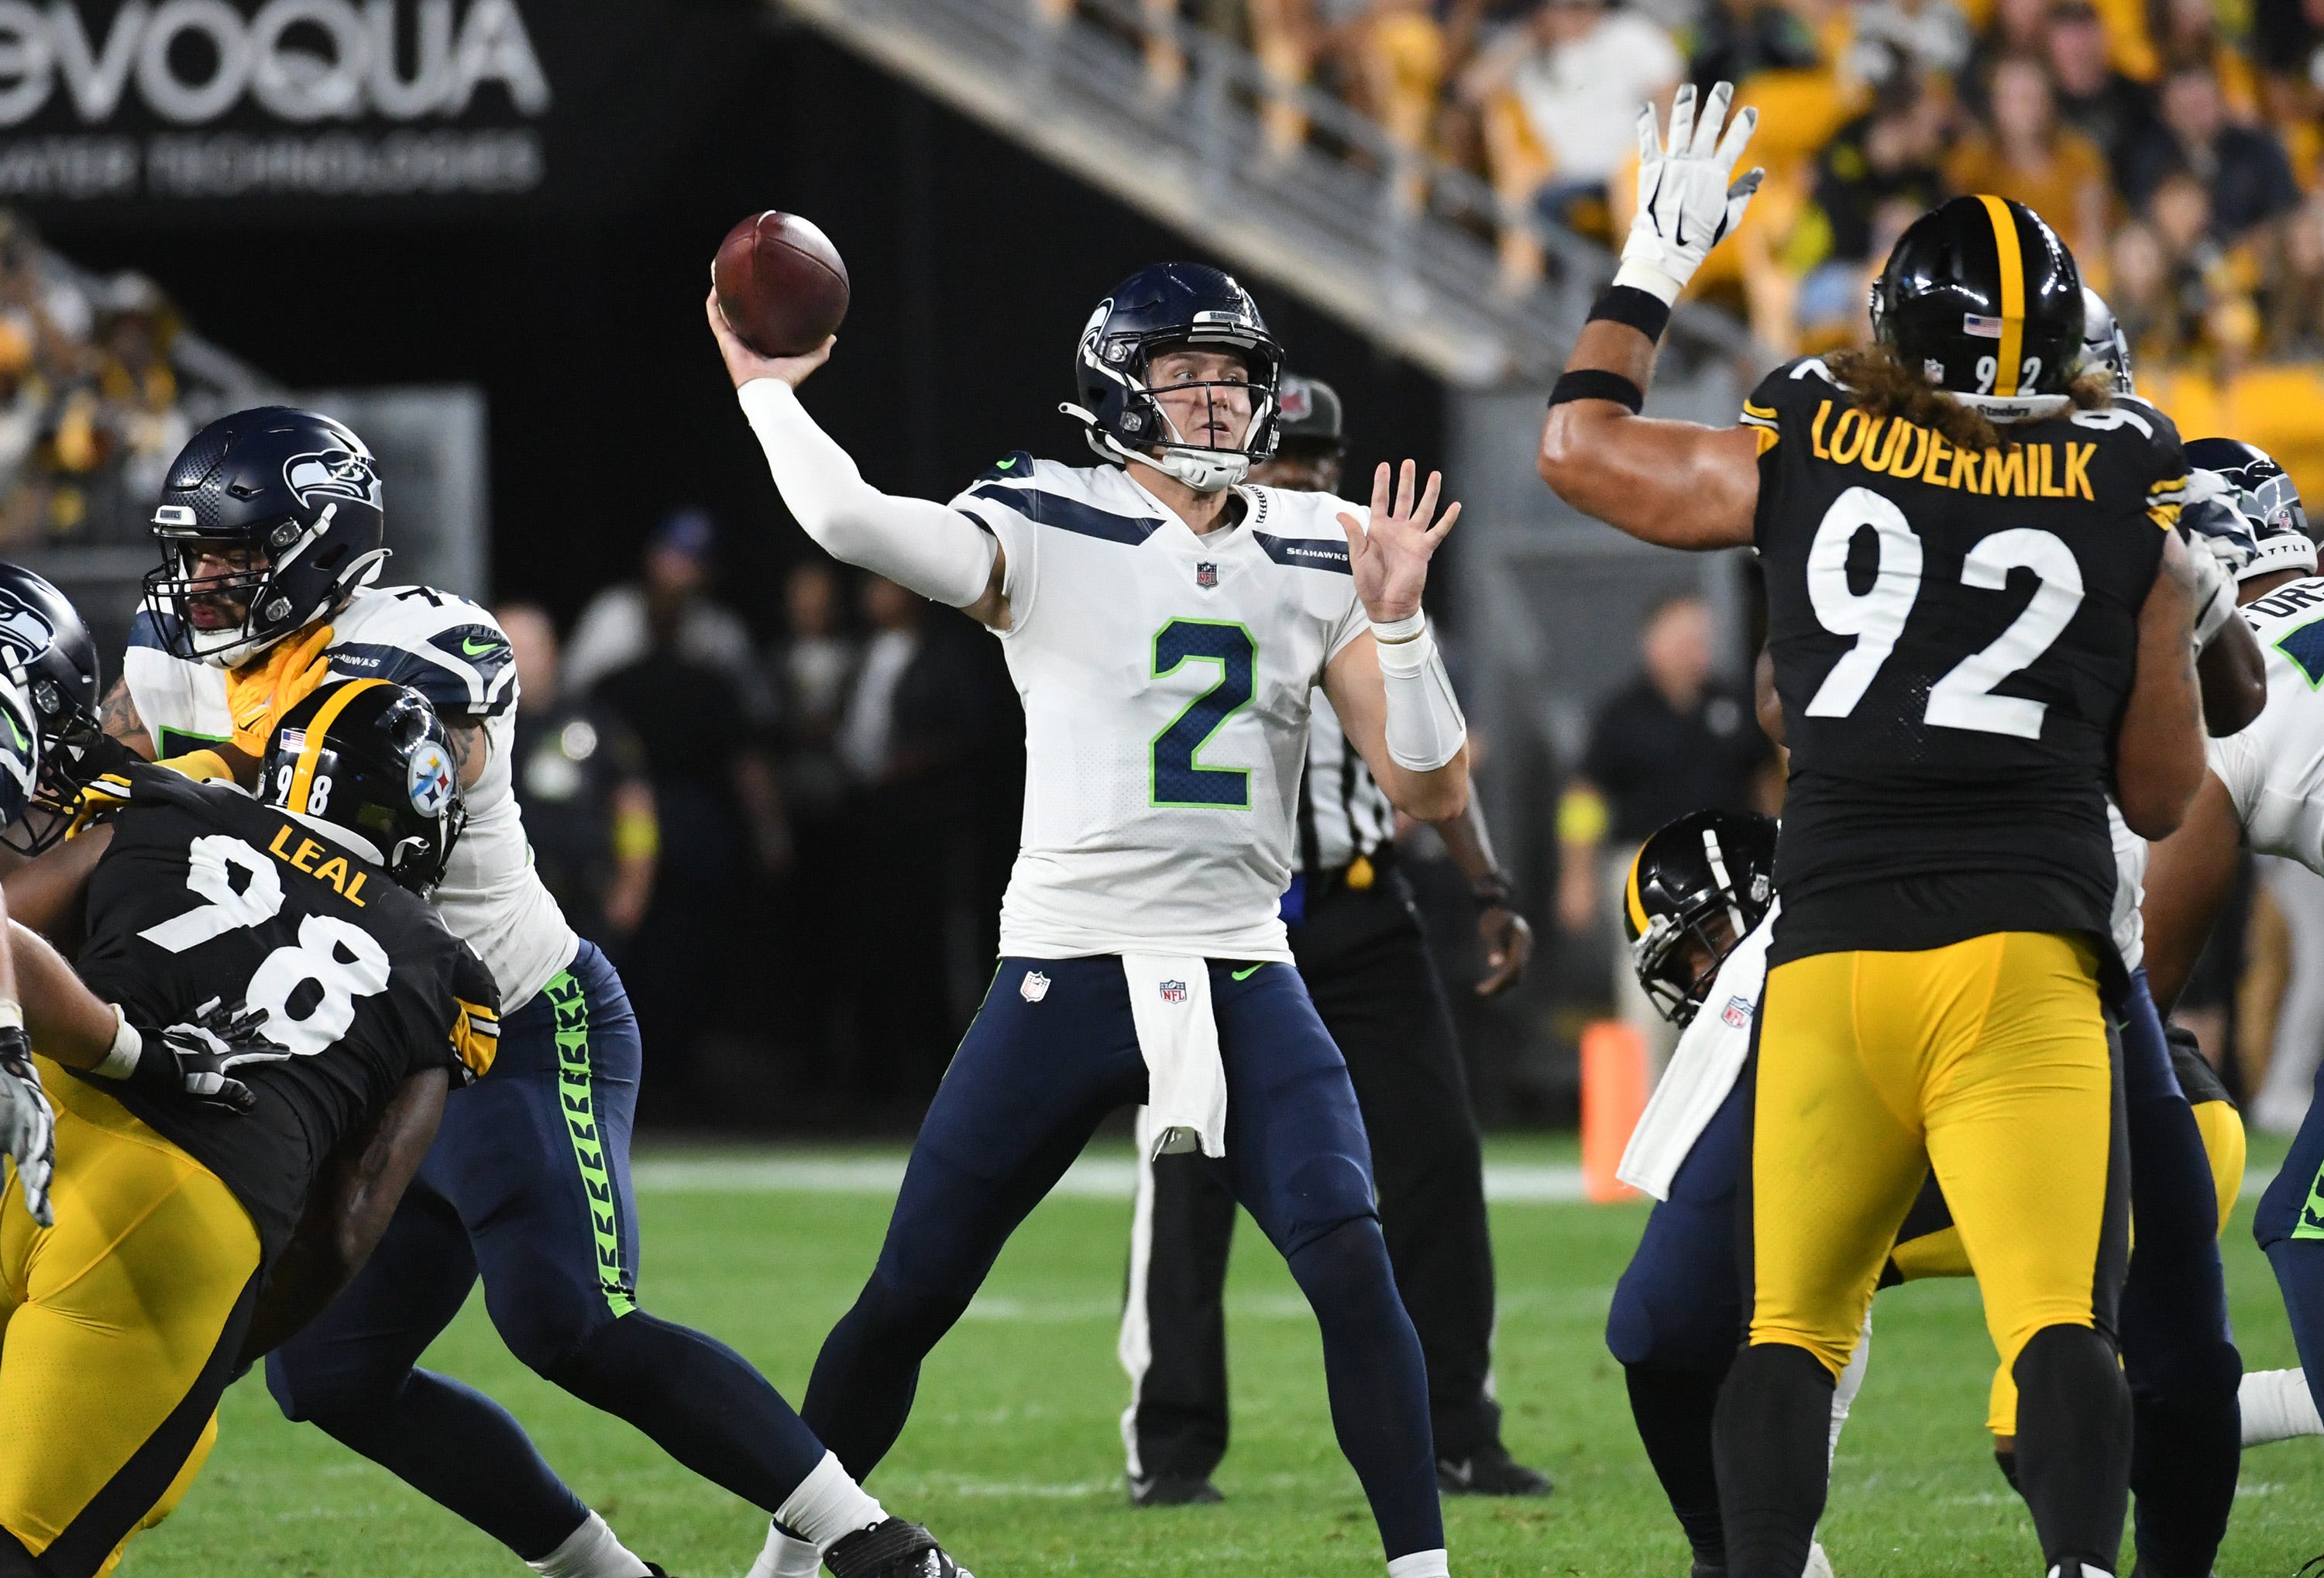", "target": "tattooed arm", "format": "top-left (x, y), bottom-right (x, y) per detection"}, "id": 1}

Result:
top-left (98, 676), bottom-right (154, 760)
top-left (445, 717), bottom-right (490, 791)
